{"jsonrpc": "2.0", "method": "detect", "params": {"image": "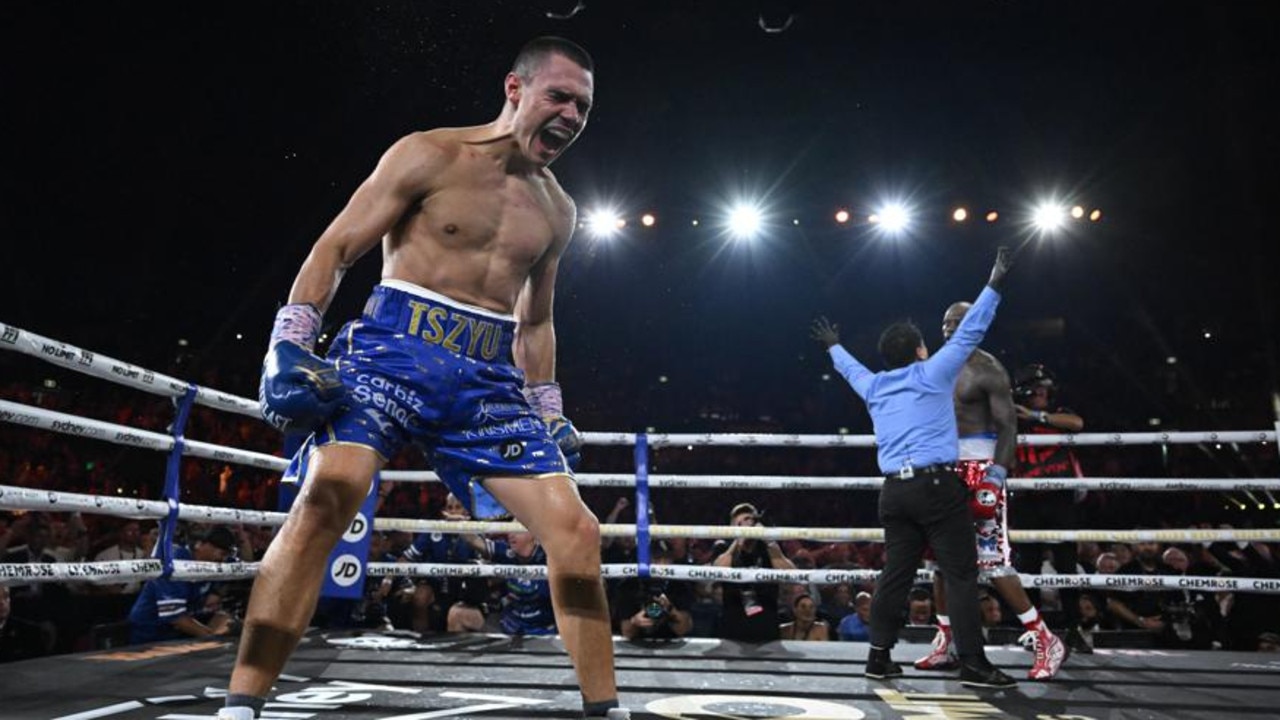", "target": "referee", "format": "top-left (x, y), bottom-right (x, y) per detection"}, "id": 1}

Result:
top-left (811, 248), bottom-right (1016, 688)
